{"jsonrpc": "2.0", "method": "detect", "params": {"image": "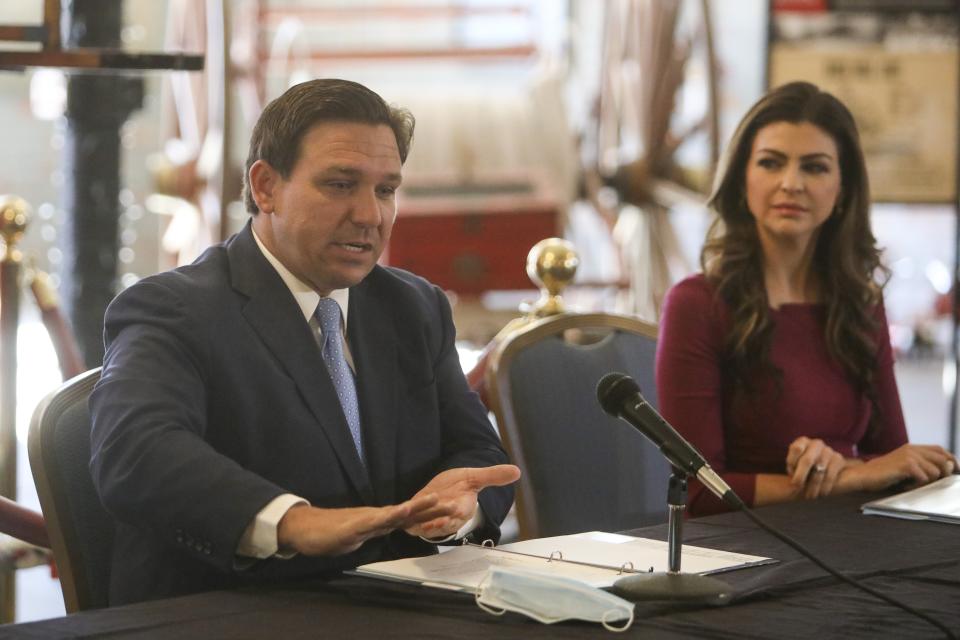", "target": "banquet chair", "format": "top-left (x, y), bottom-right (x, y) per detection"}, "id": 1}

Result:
top-left (27, 367), bottom-right (111, 612)
top-left (485, 313), bottom-right (669, 540)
